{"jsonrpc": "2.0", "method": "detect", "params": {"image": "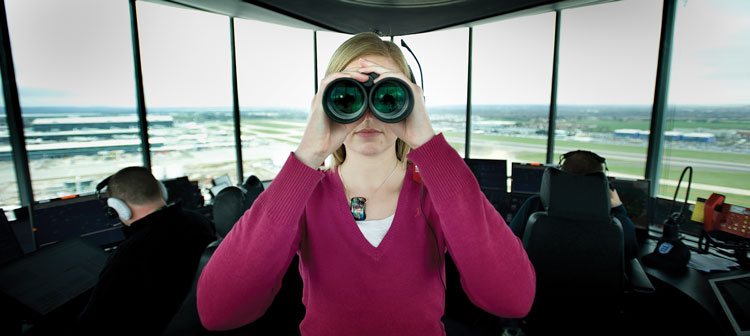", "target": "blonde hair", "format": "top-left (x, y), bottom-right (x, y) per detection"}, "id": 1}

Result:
top-left (327, 32), bottom-right (413, 167)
